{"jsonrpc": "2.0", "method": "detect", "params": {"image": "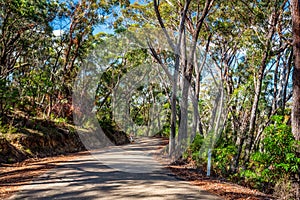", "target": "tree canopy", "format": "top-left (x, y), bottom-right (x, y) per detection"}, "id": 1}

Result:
top-left (0, 0), bottom-right (299, 198)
